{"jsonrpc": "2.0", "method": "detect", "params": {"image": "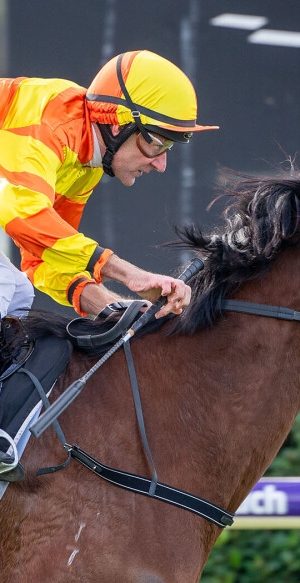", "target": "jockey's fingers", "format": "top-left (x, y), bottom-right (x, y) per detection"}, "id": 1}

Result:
top-left (160, 279), bottom-right (191, 302)
top-left (155, 304), bottom-right (183, 319)
top-left (168, 283), bottom-right (191, 306)
top-left (155, 286), bottom-right (191, 319)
